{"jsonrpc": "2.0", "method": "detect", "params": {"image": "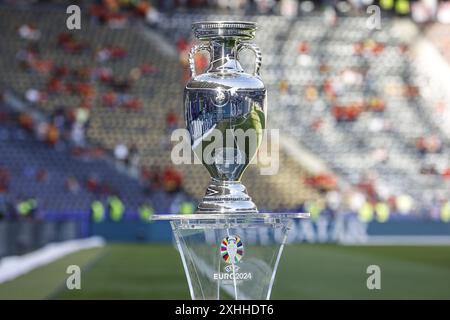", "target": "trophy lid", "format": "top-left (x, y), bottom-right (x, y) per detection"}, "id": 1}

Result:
top-left (192, 21), bottom-right (257, 40)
